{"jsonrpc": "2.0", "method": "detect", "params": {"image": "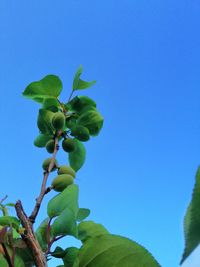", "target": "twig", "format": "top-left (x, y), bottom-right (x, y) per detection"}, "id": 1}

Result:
top-left (68, 90), bottom-right (74, 102)
top-left (0, 195), bottom-right (8, 205)
top-left (29, 137), bottom-right (59, 223)
top-left (46, 235), bottom-right (65, 255)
